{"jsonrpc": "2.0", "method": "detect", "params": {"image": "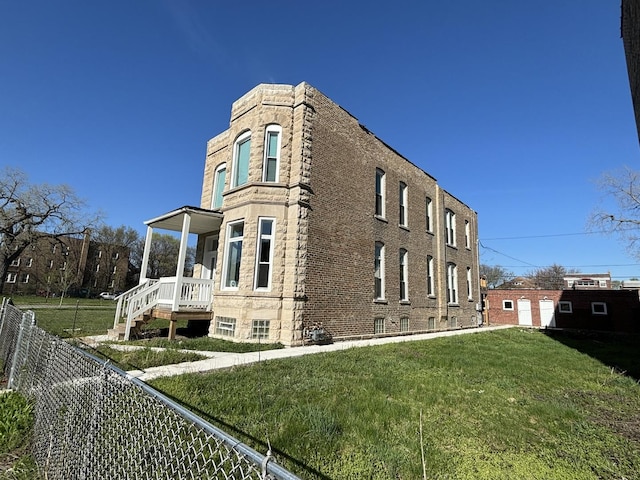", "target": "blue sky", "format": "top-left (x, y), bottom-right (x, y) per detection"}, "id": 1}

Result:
top-left (1, 1), bottom-right (639, 280)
